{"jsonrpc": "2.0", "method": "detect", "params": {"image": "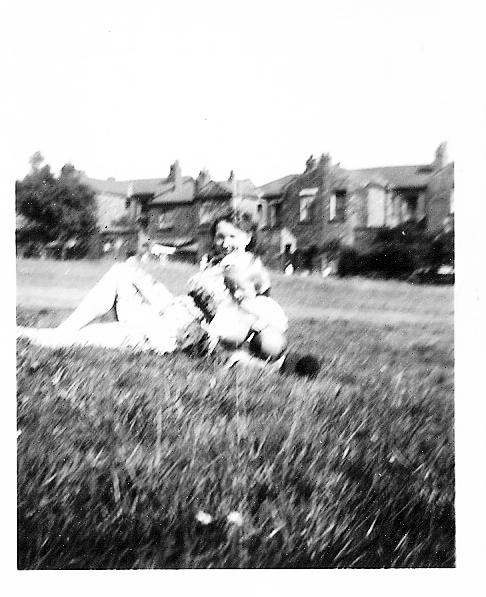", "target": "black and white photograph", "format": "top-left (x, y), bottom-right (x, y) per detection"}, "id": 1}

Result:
top-left (5, 0), bottom-right (484, 589)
